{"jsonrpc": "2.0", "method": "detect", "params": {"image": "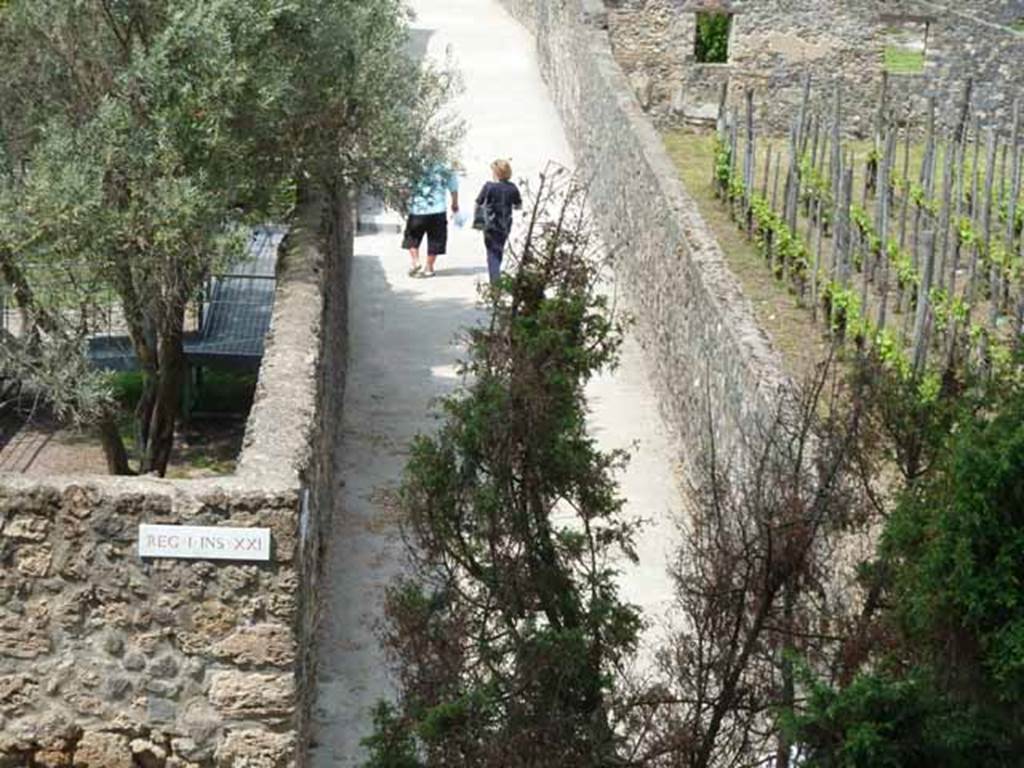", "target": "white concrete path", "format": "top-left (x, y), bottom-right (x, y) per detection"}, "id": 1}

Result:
top-left (309, 1), bottom-right (684, 764)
